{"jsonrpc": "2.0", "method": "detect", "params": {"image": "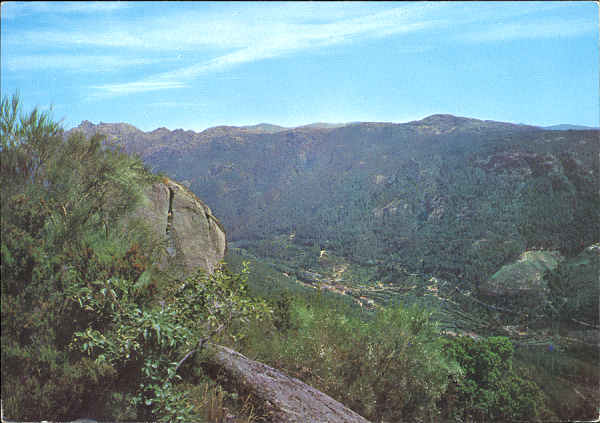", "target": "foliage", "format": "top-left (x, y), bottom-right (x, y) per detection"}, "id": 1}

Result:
top-left (70, 264), bottom-right (271, 421)
top-left (442, 336), bottom-right (546, 422)
top-left (241, 294), bottom-right (460, 422)
top-left (544, 246), bottom-right (599, 326)
top-left (1, 94), bottom-right (160, 420)
top-left (1, 94), bottom-right (271, 421)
